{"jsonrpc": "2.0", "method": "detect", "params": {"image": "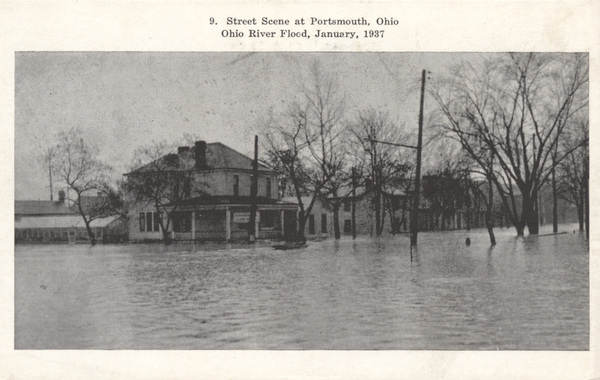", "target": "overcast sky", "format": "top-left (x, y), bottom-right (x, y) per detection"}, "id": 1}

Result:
top-left (15, 52), bottom-right (467, 200)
